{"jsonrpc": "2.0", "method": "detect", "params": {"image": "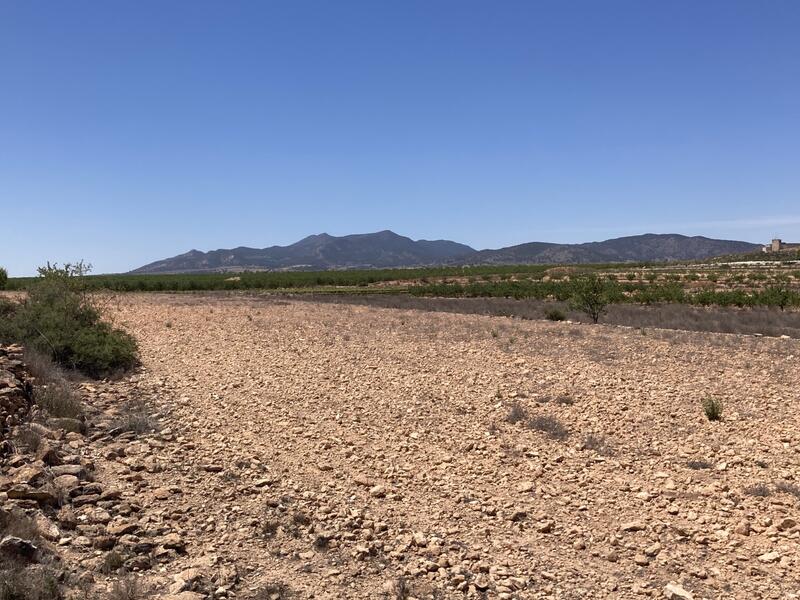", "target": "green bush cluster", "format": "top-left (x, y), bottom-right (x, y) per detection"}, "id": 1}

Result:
top-left (409, 278), bottom-right (800, 311)
top-left (0, 262), bottom-right (138, 378)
